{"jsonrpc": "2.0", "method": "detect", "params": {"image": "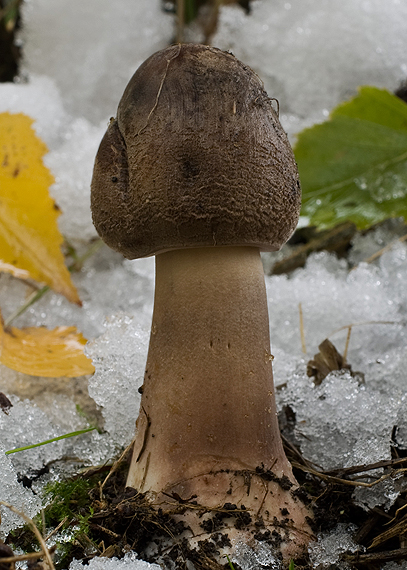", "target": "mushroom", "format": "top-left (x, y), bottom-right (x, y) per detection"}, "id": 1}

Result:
top-left (91, 44), bottom-right (313, 565)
